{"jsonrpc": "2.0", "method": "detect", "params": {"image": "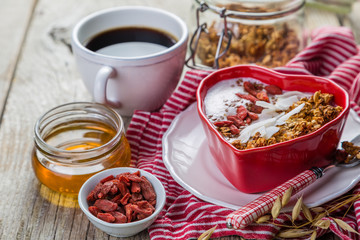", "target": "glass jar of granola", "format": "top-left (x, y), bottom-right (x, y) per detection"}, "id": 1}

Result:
top-left (186, 0), bottom-right (306, 69)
